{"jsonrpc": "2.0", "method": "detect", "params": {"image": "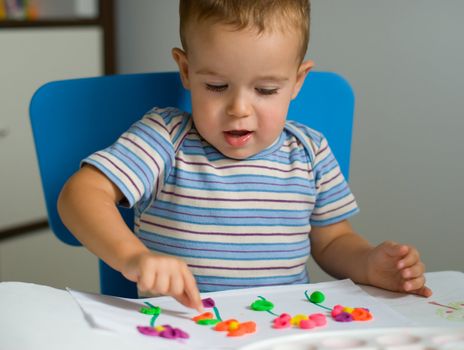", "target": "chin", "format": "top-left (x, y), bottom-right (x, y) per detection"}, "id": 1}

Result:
top-left (222, 148), bottom-right (256, 160)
